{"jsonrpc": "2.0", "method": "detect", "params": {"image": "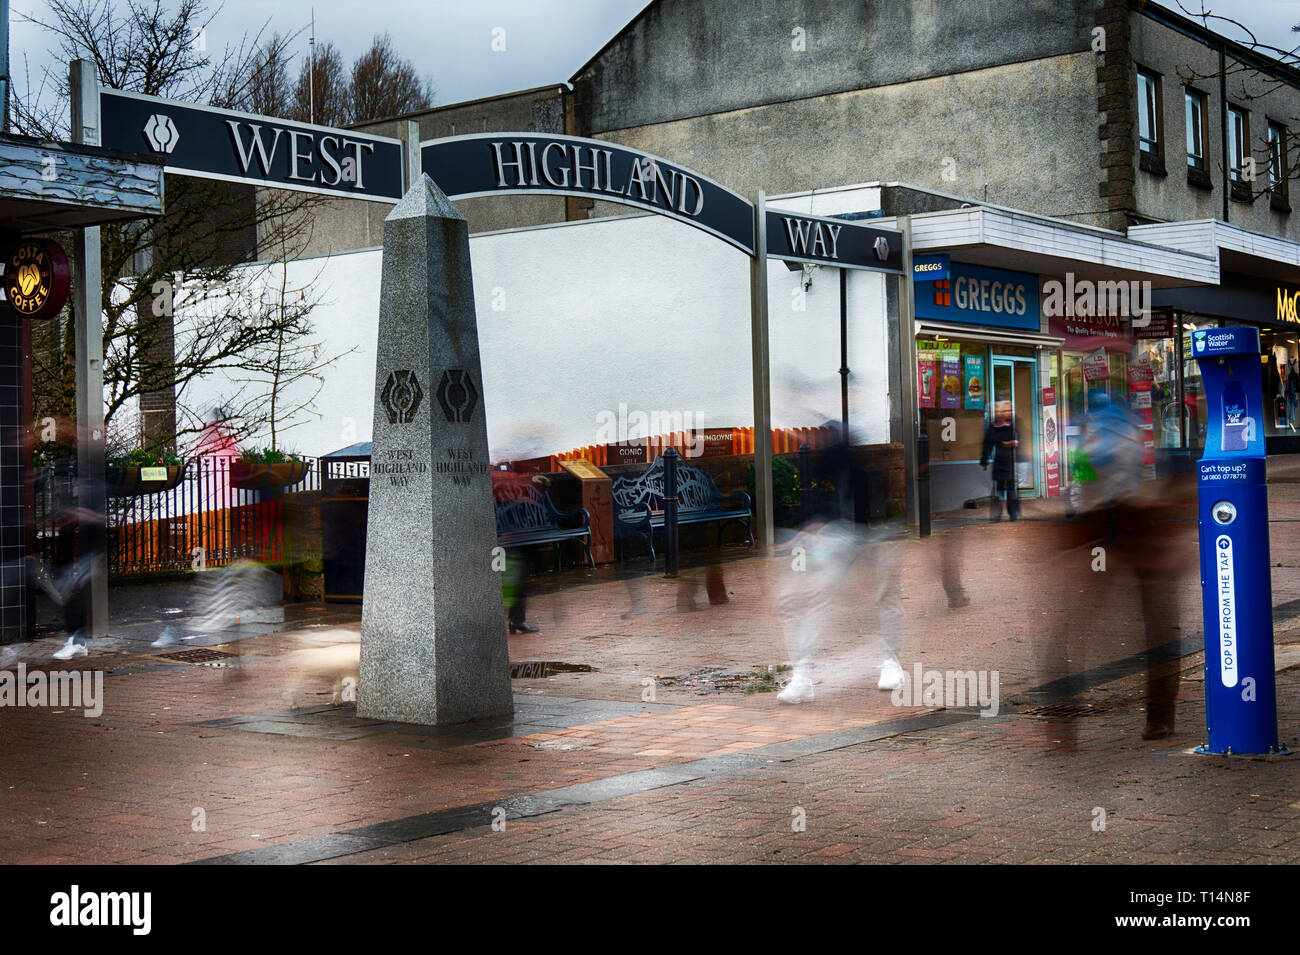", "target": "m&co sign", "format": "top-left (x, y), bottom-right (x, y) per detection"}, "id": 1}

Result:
top-left (3, 239), bottom-right (71, 320)
top-left (1277, 287), bottom-right (1300, 325)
